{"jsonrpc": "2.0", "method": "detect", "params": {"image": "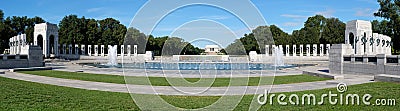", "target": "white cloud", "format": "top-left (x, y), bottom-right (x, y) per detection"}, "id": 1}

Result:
top-left (280, 14), bottom-right (308, 19)
top-left (282, 22), bottom-right (301, 27)
top-left (356, 0), bottom-right (378, 4)
top-left (355, 8), bottom-right (377, 17)
top-left (87, 7), bottom-right (103, 13)
top-left (315, 9), bottom-right (335, 17)
top-left (197, 15), bottom-right (230, 20)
